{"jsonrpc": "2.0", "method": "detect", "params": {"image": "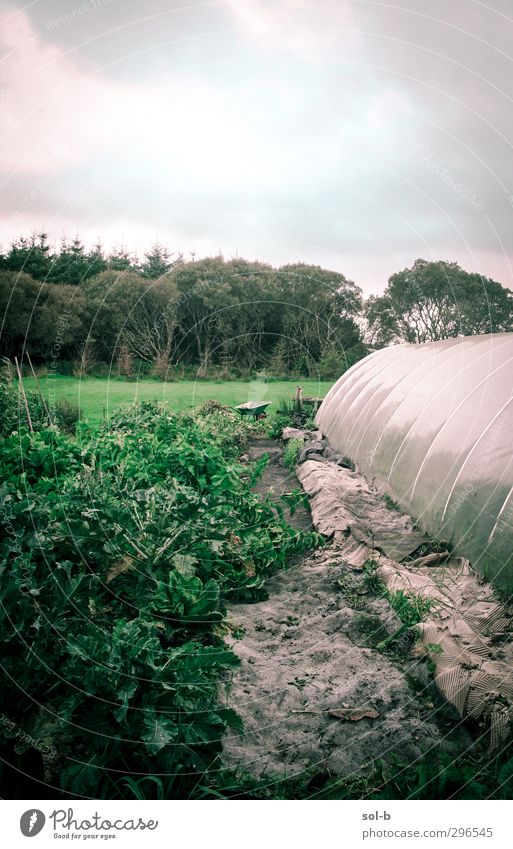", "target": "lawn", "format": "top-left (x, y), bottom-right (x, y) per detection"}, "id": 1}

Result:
top-left (23, 375), bottom-right (334, 424)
